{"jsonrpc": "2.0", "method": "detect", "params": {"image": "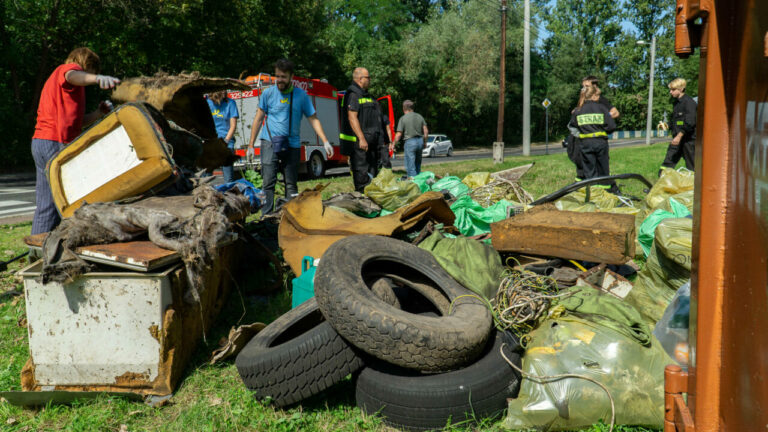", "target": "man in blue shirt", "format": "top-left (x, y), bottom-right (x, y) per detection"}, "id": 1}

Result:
top-left (246, 58), bottom-right (333, 214)
top-left (207, 90), bottom-right (239, 182)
